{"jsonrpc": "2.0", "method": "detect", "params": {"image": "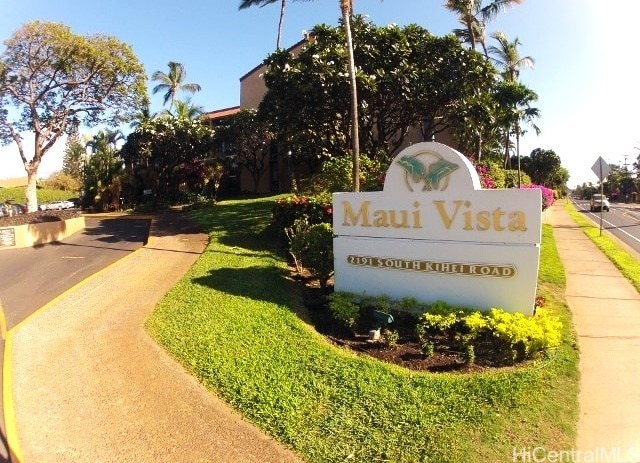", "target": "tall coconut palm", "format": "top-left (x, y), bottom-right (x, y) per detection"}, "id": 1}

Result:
top-left (151, 61), bottom-right (201, 111)
top-left (339, 0), bottom-right (360, 191)
top-left (444, 0), bottom-right (522, 55)
top-left (239, 0), bottom-right (288, 50)
top-left (489, 31), bottom-right (536, 185)
top-left (488, 31), bottom-right (534, 81)
top-left (494, 81), bottom-right (539, 185)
